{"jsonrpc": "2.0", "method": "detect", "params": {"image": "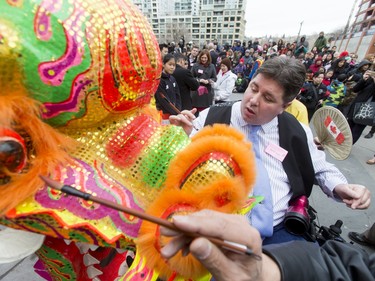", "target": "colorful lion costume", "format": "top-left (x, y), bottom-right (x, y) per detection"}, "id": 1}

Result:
top-left (0, 1), bottom-right (256, 280)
